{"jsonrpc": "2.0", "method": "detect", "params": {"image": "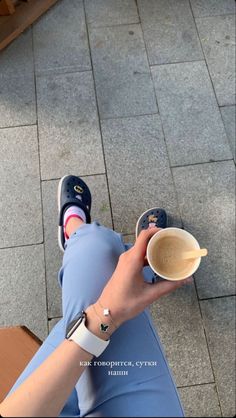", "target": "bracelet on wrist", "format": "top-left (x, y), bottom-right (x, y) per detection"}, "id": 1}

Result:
top-left (85, 302), bottom-right (118, 341)
top-left (97, 300), bottom-right (118, 329)
top-left (92, 304), bottom-right (112, 337)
